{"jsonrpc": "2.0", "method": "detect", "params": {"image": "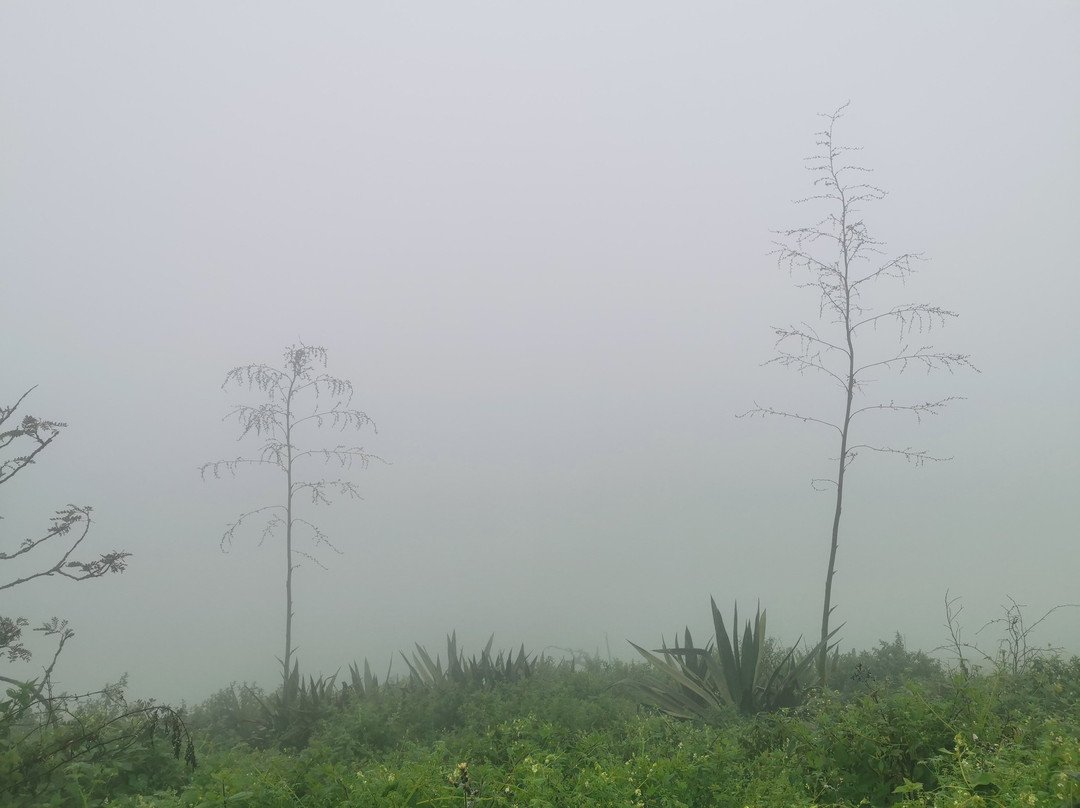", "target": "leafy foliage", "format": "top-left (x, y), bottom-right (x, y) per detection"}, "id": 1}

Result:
top-left (73, 632), bottom-right (1080, 808)
top-left (185, 682), bottom-right (270, 748)
top-left (0, 680), bottom-right (195, 806)
top-left (828, 633), bottom-right (946, 699)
